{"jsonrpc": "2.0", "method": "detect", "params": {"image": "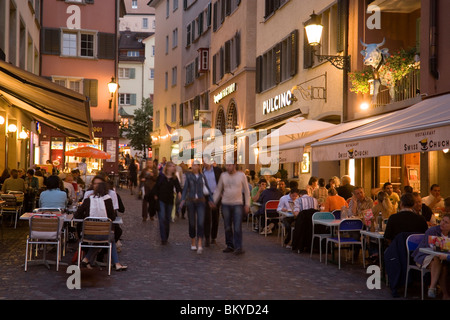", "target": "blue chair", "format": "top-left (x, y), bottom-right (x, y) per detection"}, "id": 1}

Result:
top-left (325, 219), bottom-right (364, 269)
top-left (310, 212), bottom-right (335, 262)
top-left (331, 210), bottom-right (341, 219)
top-left (404, 234), bottom-right (430, 300)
